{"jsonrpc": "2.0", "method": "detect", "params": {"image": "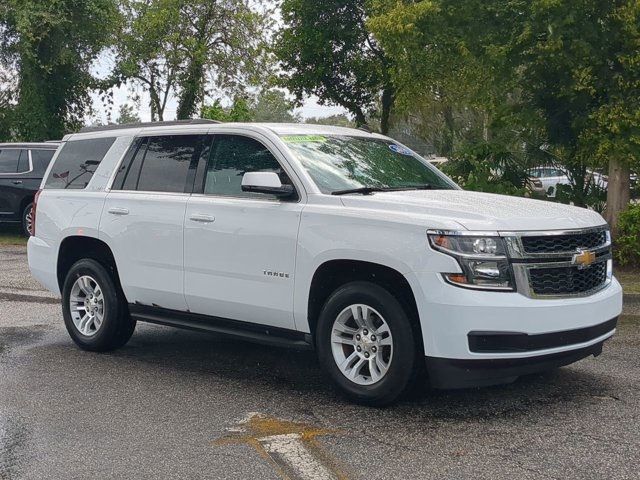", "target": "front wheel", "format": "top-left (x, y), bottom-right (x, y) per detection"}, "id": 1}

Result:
top-left (316, 281), bottom-right (418, 406)
top-left (62, 259), bottom-right (136, 352)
